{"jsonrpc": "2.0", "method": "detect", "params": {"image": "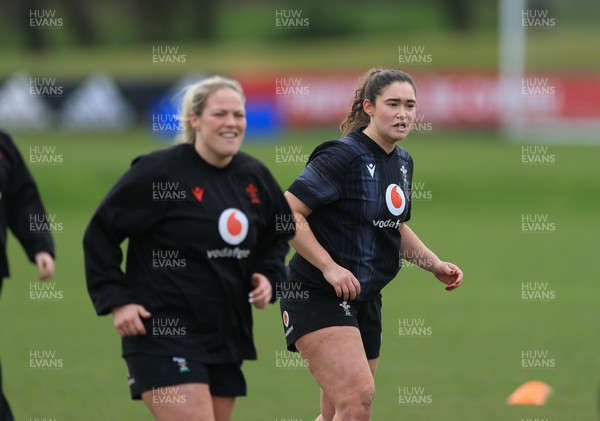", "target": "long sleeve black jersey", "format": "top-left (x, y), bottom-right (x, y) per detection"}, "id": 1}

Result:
top-left (84, 143), bottom-right (294, 363)
top-left (0, 131), bottom-right (55, 283)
